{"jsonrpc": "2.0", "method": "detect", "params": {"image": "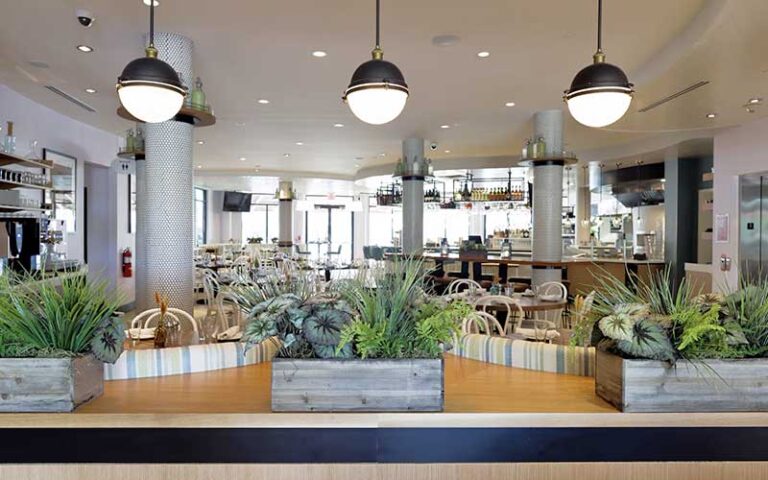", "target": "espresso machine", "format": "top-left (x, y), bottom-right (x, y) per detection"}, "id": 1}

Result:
top-left (3, 218), bottom-right (41, 272)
